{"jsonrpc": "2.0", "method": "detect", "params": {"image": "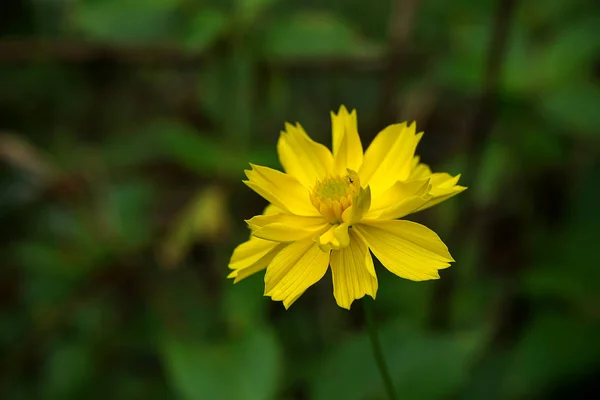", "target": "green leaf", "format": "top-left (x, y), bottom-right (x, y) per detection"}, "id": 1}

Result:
top-left (154, 121), bottom-right (240, 175)
top-left (535, 18), bottom-right (600, 89)
top-left (224, 273), bottom-right (268, 330)
top-left (501, 29), bottom-right (538, 95)
top-left (162, 327), bottom-right (281, 400)
top-left (312, 320), bottom-right (486, 400)
top-left (433, 23), bottom-right (487, 92)
top-left (503, 314), bottom-right (600, 398)
top-left (42, 341), bottom-right (93, 398)
top-left (262, 12), bottom-right (373, 58)
top-left (235, 0), bottom-right (278, 22)
top-left (515, 126), bottom-right (565, 166)
top-left (472, 139), bottom-right (514, 207)
top-left (101, 182), bottom-right (156, 252)
top-left (101, 129), bottom-right (165, 169)
top-left (74, 0), bottom-right (178, 43)
top-left (221, 49), bottom-right (255, 145)
top-left (184, 9), bottom-right (227, 51)
top-left (539, 82), bottom-right (600, 137)
top-left (523, 164), bottom-right (600, 309)
top-left (154, 120), bottom-right (278, 176)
